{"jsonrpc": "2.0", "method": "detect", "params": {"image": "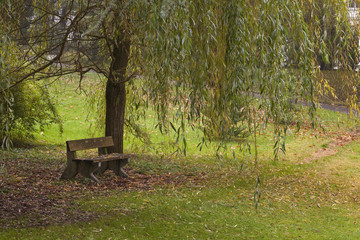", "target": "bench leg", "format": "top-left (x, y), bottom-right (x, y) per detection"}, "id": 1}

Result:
top-left (94, 162), bottom-right (108, 175)
top-left (109, 159), bottom-right (129, 178)
top-left (60, 161), bottom-right (79, 180)
top-left (78, 161), bottom-right (100, 183)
